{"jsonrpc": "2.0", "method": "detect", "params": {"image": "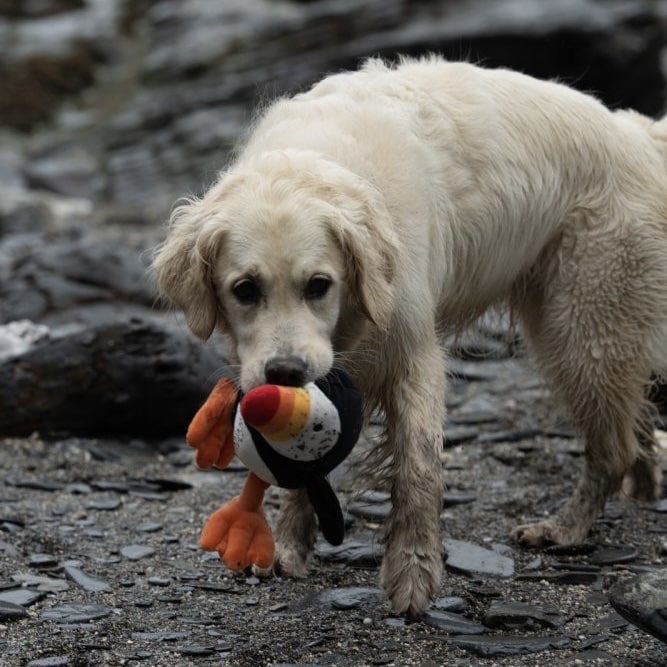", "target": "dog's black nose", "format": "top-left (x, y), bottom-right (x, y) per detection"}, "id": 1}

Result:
top-left (264, 356), bottom-right (308, 386)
